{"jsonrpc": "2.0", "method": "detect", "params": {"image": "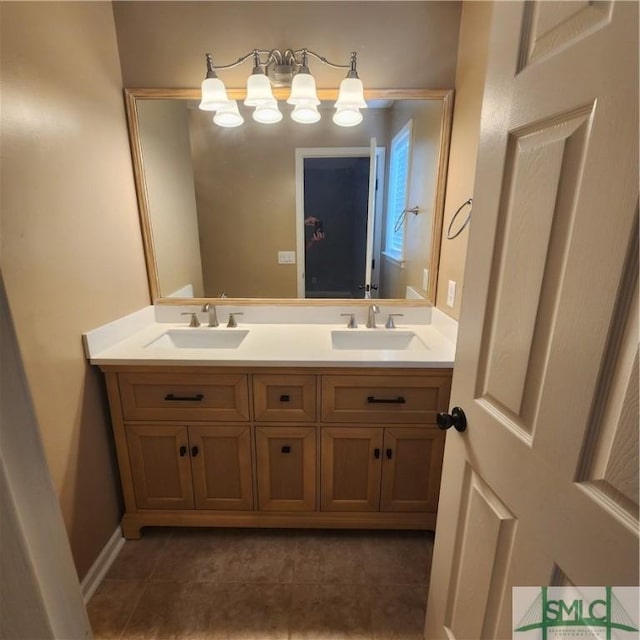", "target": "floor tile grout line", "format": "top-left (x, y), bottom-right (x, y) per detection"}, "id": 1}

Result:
top-left (117, 578), bottom-right (149, 640)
